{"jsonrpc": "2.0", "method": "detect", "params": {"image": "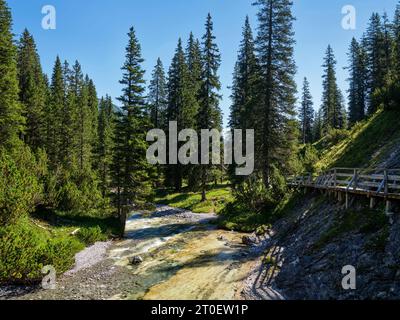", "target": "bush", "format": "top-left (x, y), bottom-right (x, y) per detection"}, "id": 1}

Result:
top-left (0, 146), bottom-right (43, 225)
top-left (0, 220), bottom-right (83, 284)
top-left (299, 145), bottom-right (319, 173)
top-left (233, 167), bottom-right (286, 214)
top-left (51, 166), bottom-right (104, 213)
top-left (77, 226), bottom-right (107, 245)
top-left (325, 128), bottom-right (350, 146)
top-left (373, 77), bottom-right (400, 111)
